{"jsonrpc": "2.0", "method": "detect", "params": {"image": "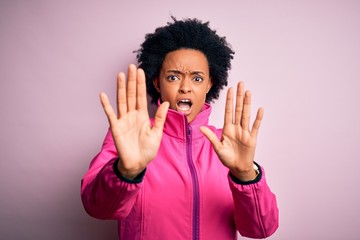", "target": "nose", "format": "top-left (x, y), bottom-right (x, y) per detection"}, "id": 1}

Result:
top-left (178, 78), bottom-right (191, 94)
